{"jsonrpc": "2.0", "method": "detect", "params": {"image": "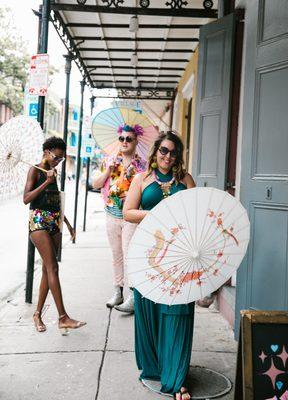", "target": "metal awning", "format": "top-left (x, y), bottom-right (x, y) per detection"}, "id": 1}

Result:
top-left (50, 0), bottom-right (218, 99)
